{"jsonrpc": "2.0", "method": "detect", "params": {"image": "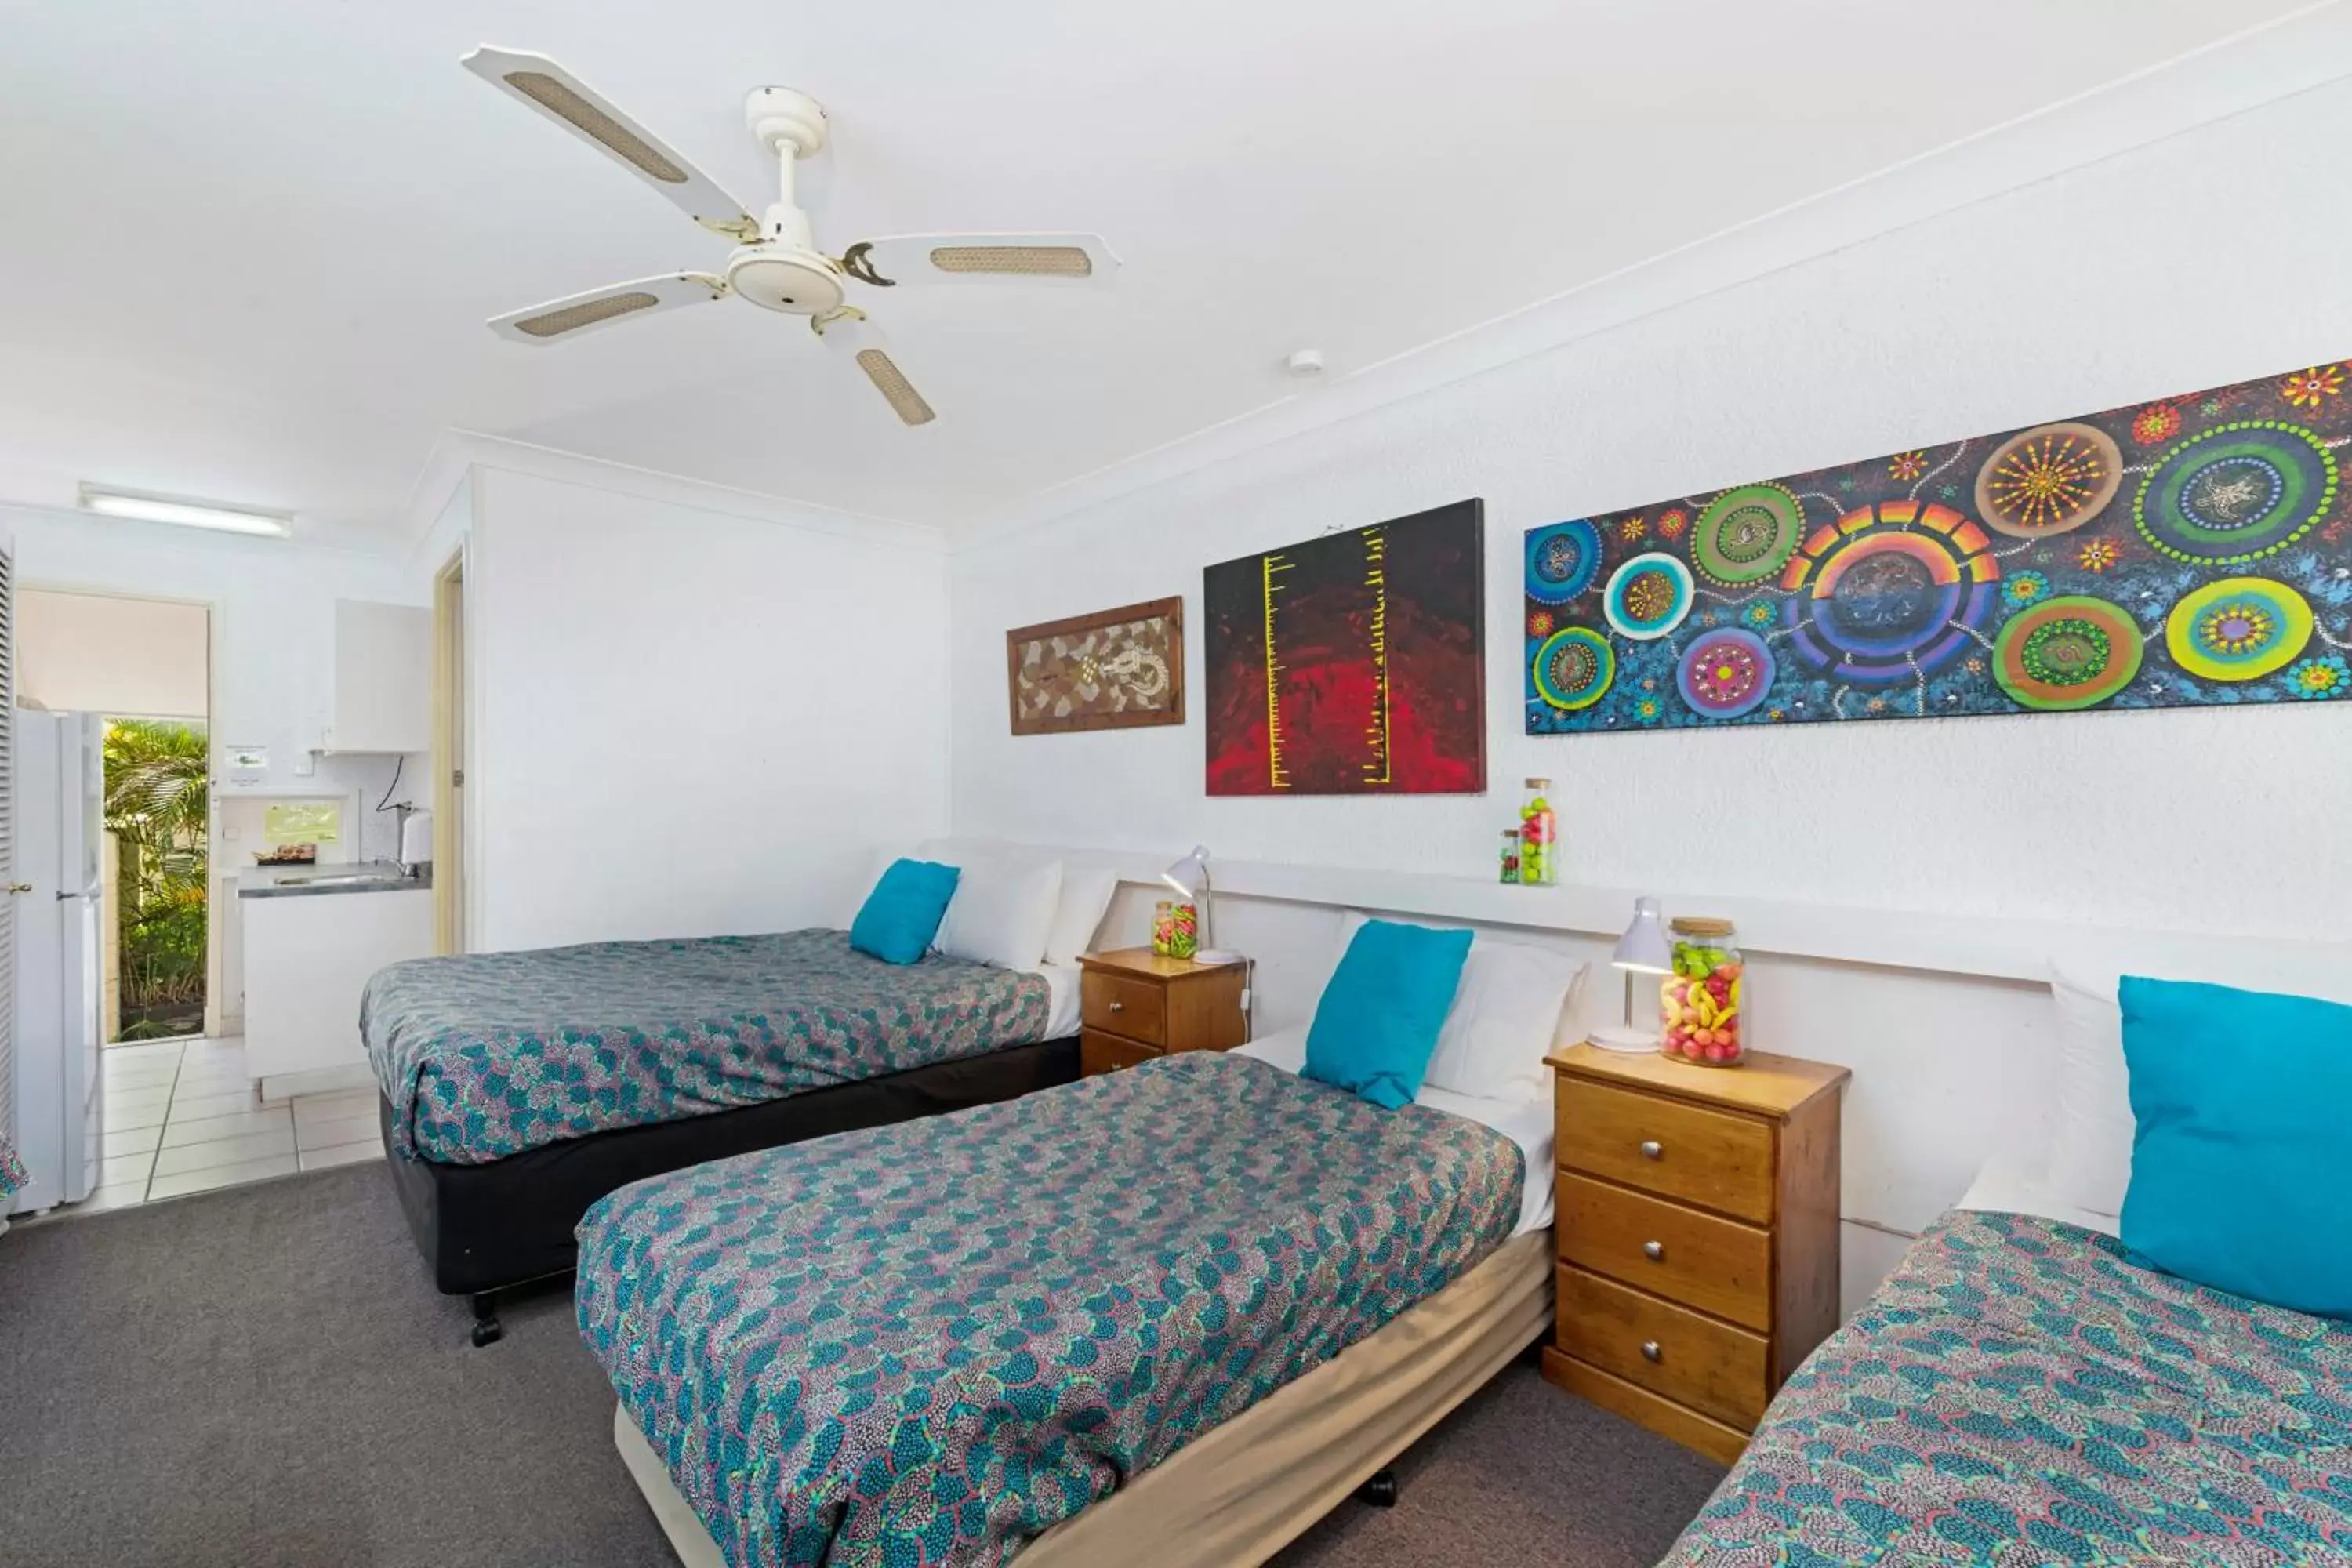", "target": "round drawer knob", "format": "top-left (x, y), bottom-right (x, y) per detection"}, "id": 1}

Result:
top-left (1639, 1139), bottom-right (1664, 1160)
top-left (1642, 1240), bottom-right (1664, 1261)
top-left (1109, 1000), bottom-right (1124, 1013)
top-left (1641, 1341), bottom-right (1663, 1363)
